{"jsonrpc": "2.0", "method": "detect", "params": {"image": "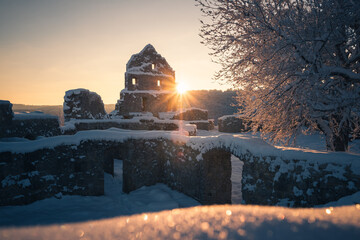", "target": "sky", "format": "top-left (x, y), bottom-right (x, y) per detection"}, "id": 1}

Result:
top-left (0, 0), bottom-right (230, 105)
